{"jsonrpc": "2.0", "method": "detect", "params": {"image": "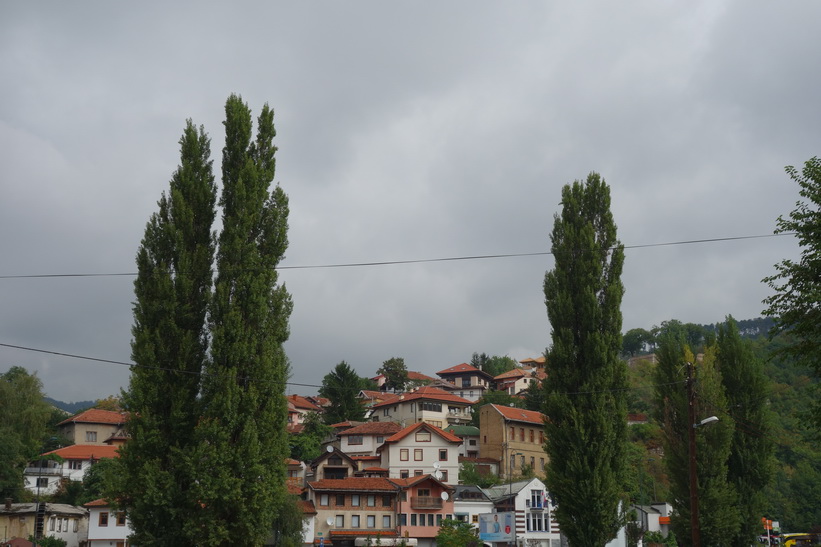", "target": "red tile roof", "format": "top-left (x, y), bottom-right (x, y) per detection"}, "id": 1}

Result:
top-left (44, 444), bottom-right (120, 460)
top-left (57, 409), bottom-right (126, 427)
top-left (286, 394), bottom-right (323, 412)
top-left (371, 386), bottom-right (473, 409)
top-left (520, 356), bottom-right (546, 365)
top-left (337, 422), bottom-right (402, 436)
top-left (389, 474), bottom-right (453, 490)
top-left (383, 422), bottom-right (463, 445)
top-left (437, 362), bottom-right (481, 375)
top-left (300, 500), bottom-right (317, 515)
top-left (488, 404), bottom-right (546, 425)
top-left (84, 498), bottom-right (110, 507)
top-left (494, 368), bottom-right (526, 380)
top-left (408, 371), bottom-right (436, 382)
top-left (309, 477), bottom-right (398, 492)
